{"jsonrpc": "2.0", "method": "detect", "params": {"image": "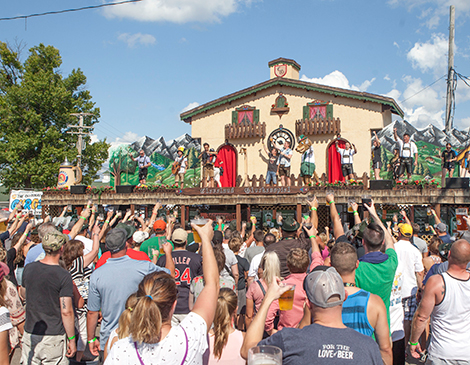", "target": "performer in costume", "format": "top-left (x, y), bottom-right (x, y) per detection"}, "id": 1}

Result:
top-left (129, 149), bottom-right (151, 185)
top-left (387, 148), bottom-right (401, 181)
top-left (462, 151), bottom-right (470, 178)
top-left (262, 143), bottom-right (279, 186)
top-left (173, 146), bottom-right (188, 189)
top-left (198, 143), bottom-right (217, 188)
top-left (276, 141), bottom-right (293, 186)
top-left (441, 143), bottom-right (457, 182)
top-left (371, 131), bottom-right (382, 180)
top-left (335, 137), bottom-right (357, 181)
top-left (393, 127), bottom-right (418, 180)
top-left (296, 135), bottom-right (316, 186)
